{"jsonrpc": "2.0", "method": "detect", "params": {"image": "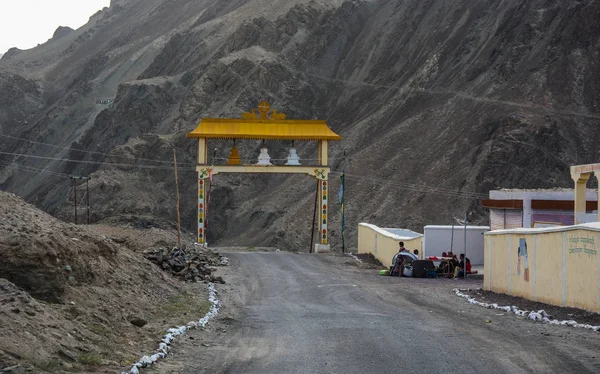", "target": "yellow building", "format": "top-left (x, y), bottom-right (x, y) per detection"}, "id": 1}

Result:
top-left (358, 223), bottom-right (423, 267)
top-left (484, 223), bottom-right (600, 312)
top-left (484, 163), bottom-right (600, 313)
